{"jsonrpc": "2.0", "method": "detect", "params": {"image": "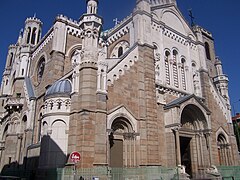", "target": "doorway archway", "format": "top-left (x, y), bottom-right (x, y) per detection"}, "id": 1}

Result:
top-left (179, 104), bottom-right (210, 177)
top-left (109, 117), bottom-right (136, 168)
